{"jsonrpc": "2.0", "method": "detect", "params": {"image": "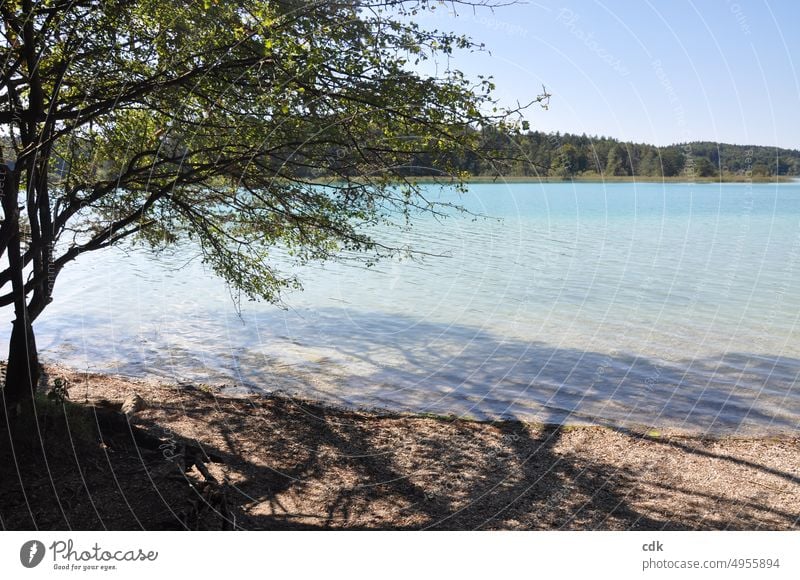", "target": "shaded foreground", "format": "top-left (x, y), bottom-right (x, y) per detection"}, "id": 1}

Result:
top-left (1, 366), bottom-right (798, 530)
